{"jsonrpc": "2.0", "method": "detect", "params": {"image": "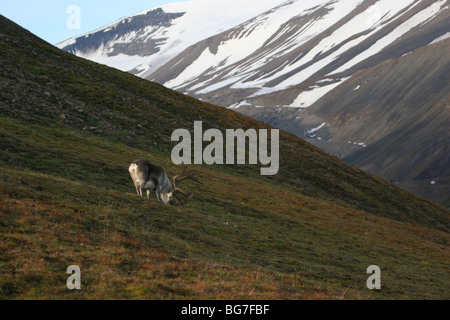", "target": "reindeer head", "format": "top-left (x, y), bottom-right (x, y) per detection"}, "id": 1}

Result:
top-left (171, 166), bottom-right (202, 205)
top-left (160, 191), bottom-right (174, 204)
